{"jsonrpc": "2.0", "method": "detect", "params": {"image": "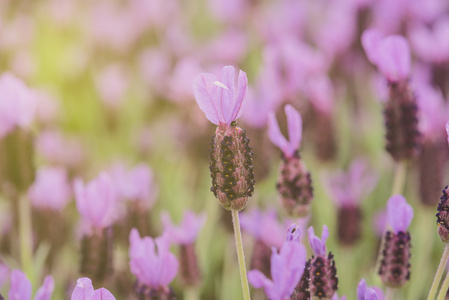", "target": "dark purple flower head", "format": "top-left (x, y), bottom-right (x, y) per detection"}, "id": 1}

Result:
top-left (268, 104), bottom-right (302, 158)
top-left (193, 66), bottom-right (247, 126)
top-left (308, 225), bottom-right (329, 257)
top-left (71, 277), bottom-right (115, 300)
top-left (387, 195), bottom-right (413, 233)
